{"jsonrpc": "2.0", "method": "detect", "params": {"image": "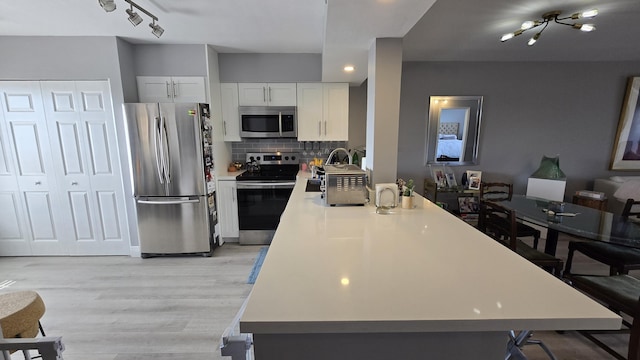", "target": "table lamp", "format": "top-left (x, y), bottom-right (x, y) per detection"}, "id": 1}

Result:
top-left (526, 155), bottom-right (567, 201)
